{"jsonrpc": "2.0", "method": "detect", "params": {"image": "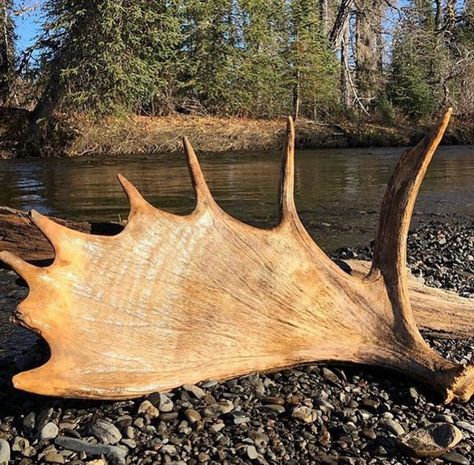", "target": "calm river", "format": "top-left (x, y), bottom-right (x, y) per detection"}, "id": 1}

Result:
top-left (0, 145), bottom-right (473, 251)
